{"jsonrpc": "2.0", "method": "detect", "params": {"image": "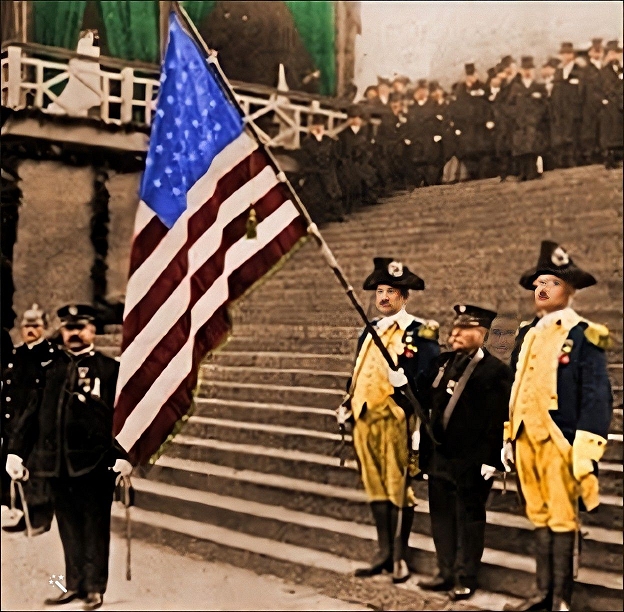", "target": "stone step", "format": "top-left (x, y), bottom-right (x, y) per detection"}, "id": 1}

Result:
top-left (193, 398), bottom-right (339, 432)
top-left (224, 335), bottom-right (356, 355)
top-left (196, 380), bottom-right (345, 409)
top-left (206, 350), bottom-right (354, 371)
top-left (167, 435), bottom-right (624, 505)
top-left (611, 408), bottom-right (623, 434)
top-left (110, 505), bottom-right (528, 612)
top-left (143, 456), bottom-right (623, 574)
top-left (113, 477), bottom-right (623, 609)
top-left (199, 363), bottom-right (350, 389)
